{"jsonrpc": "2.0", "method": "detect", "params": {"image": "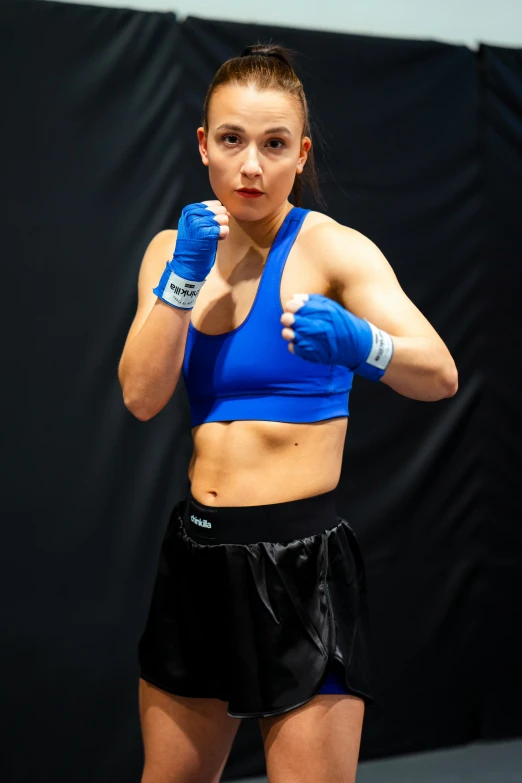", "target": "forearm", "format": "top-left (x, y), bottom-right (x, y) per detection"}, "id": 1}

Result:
top-left (118, 301), bottom-right (191, 420)
top-left (380, 336), bottom-right (458, 401)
